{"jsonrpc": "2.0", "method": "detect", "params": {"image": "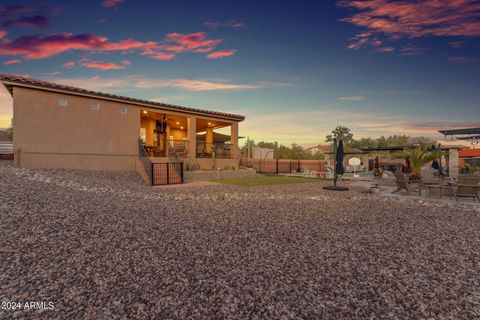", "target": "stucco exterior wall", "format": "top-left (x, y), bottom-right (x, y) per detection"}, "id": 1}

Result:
top-left (13, 87), bottom-right (139, 171)
top-left (11, 86), bottom-right (242, 173)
